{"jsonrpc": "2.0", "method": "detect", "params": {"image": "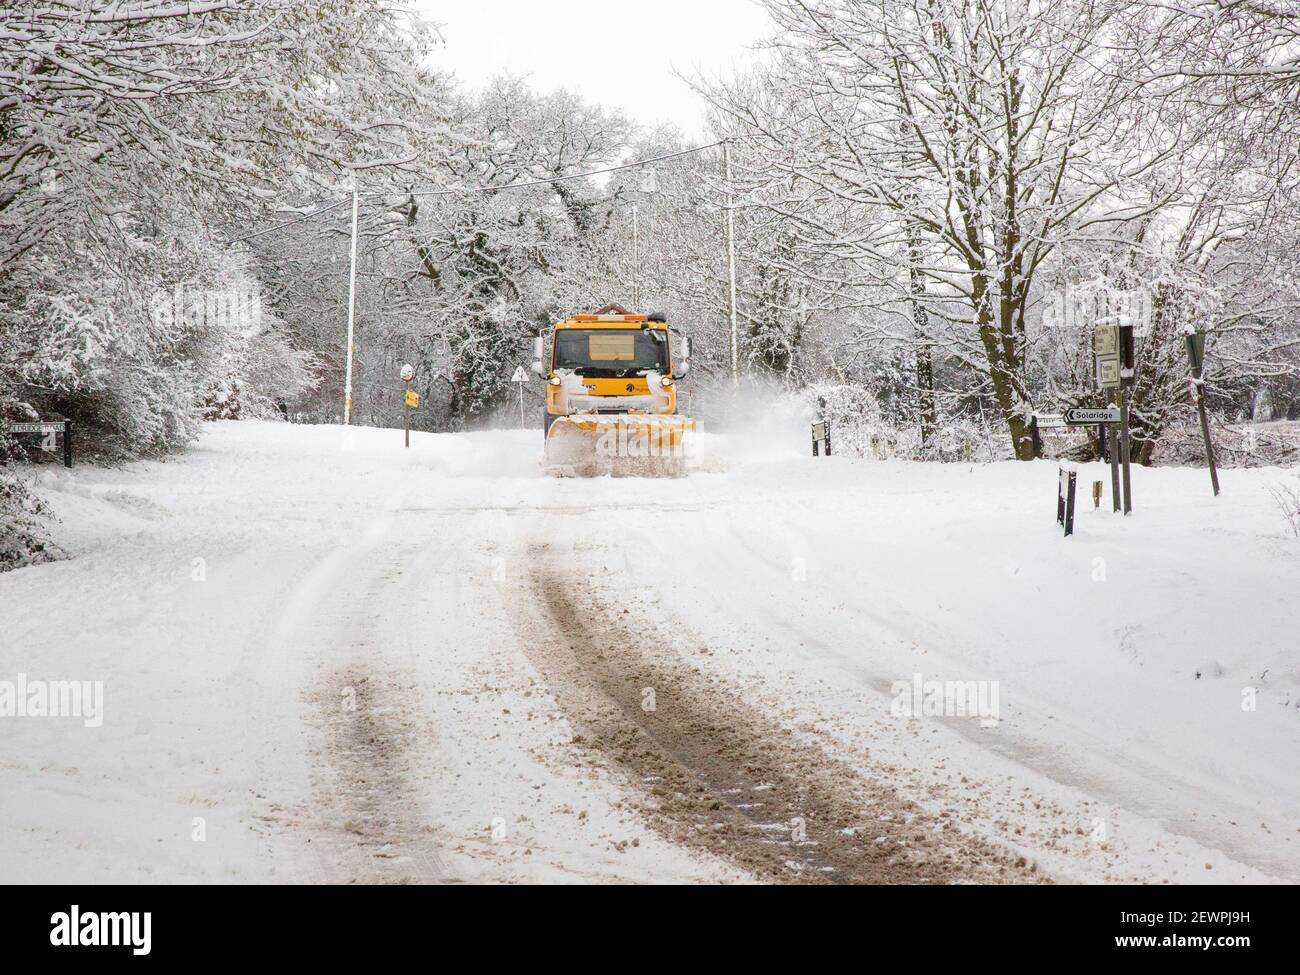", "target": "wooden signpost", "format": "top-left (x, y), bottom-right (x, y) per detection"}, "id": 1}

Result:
top-left (10, 417), bottom-right (73, 467)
